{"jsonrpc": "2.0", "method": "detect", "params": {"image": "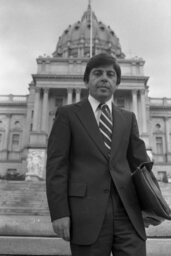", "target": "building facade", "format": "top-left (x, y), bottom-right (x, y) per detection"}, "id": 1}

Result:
top-left (0, 4), bottom-right (171, 180)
